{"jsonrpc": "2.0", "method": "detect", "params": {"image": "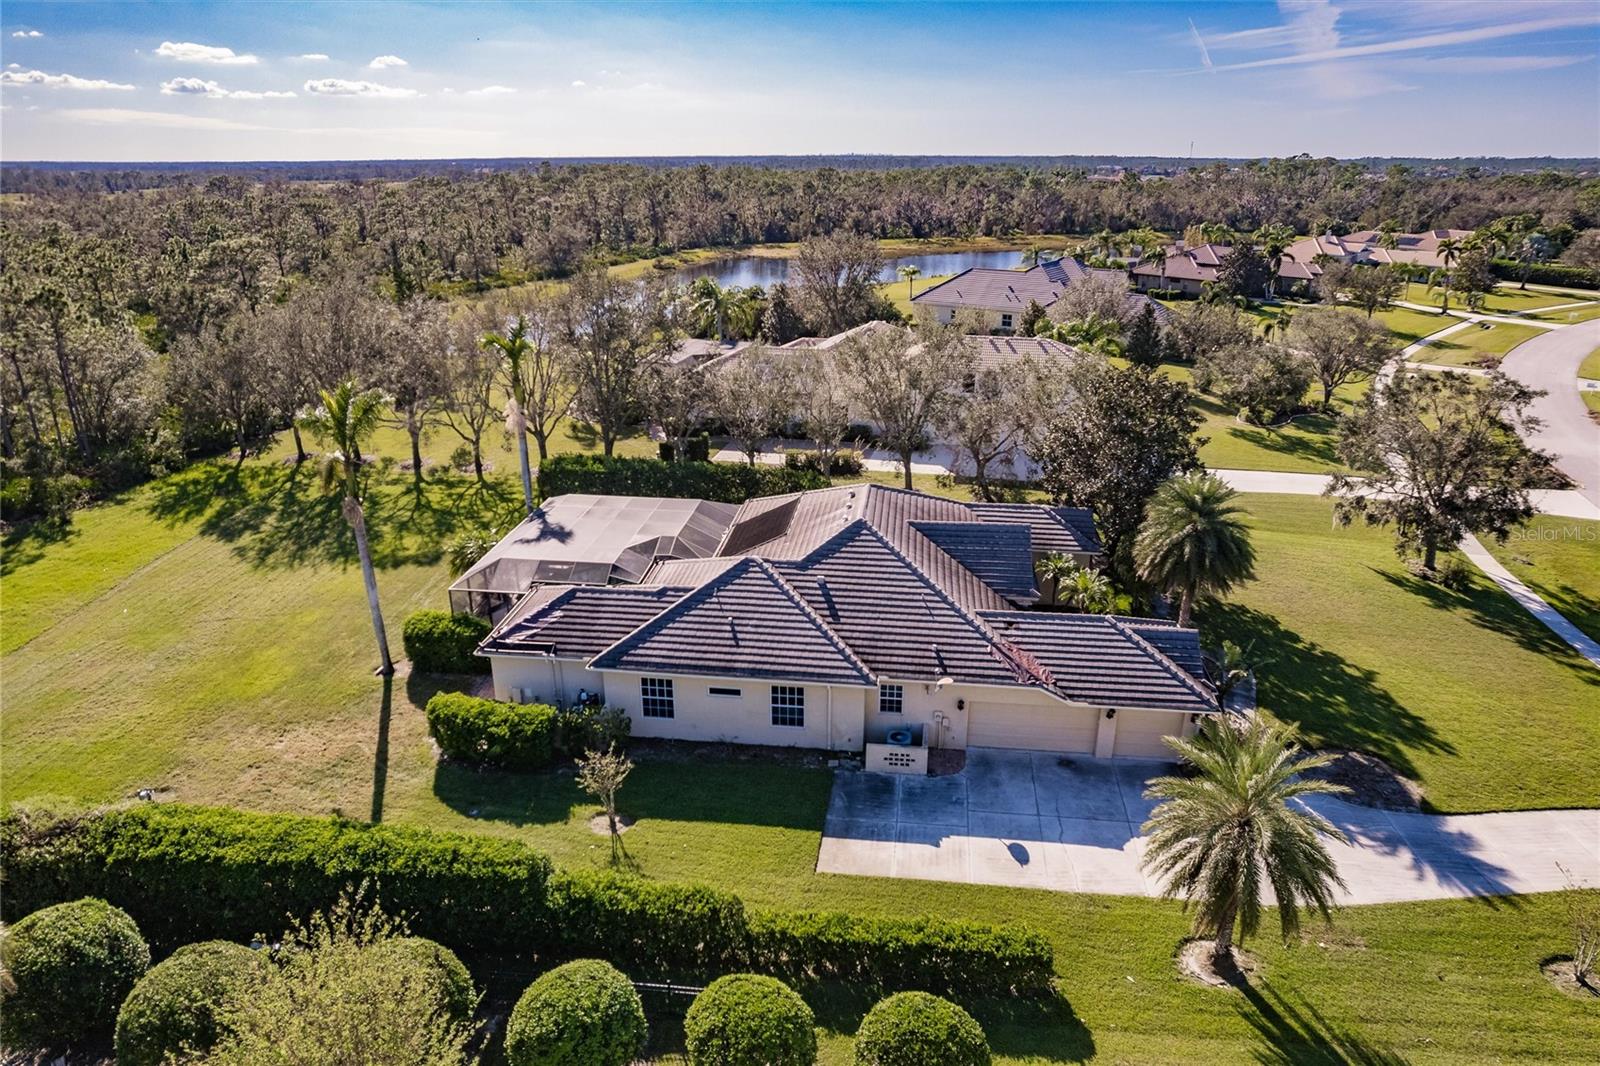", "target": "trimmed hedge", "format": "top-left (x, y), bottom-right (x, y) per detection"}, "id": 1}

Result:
top-left (684, 974), bottom-right (816, 1066)
top-left (852, 991), bottom-right (990, 1066)
top-left (1490, 257), bottom-right (1599, 290)
top-left (784, 450), bottom-right (865, 477)
top-left (368, 936), bottom-right (477, 1025)
top-left (114, 940), bottom-right (263, 1066)
top-left (402, 610), bottom-right (491, 675)
top-left (426, 692), bottom-right (556, 769)
top-left (1, 897), bottom-right (150, 1048)
top-left (537, 455), bottom-right (827, 503)
top-left (505, 959), bottom-right (647, 1066)
top-left (0, 804), bottom-right (1054, 996)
